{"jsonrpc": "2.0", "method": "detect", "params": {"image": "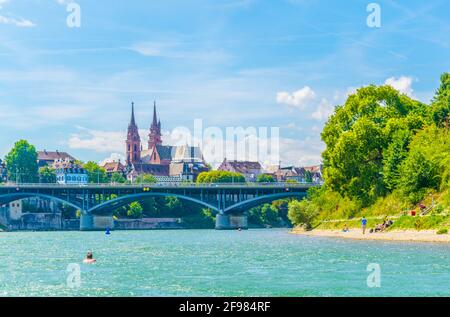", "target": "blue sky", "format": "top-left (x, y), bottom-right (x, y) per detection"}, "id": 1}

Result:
top-left (0, 0), bottom-right (449, 167)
